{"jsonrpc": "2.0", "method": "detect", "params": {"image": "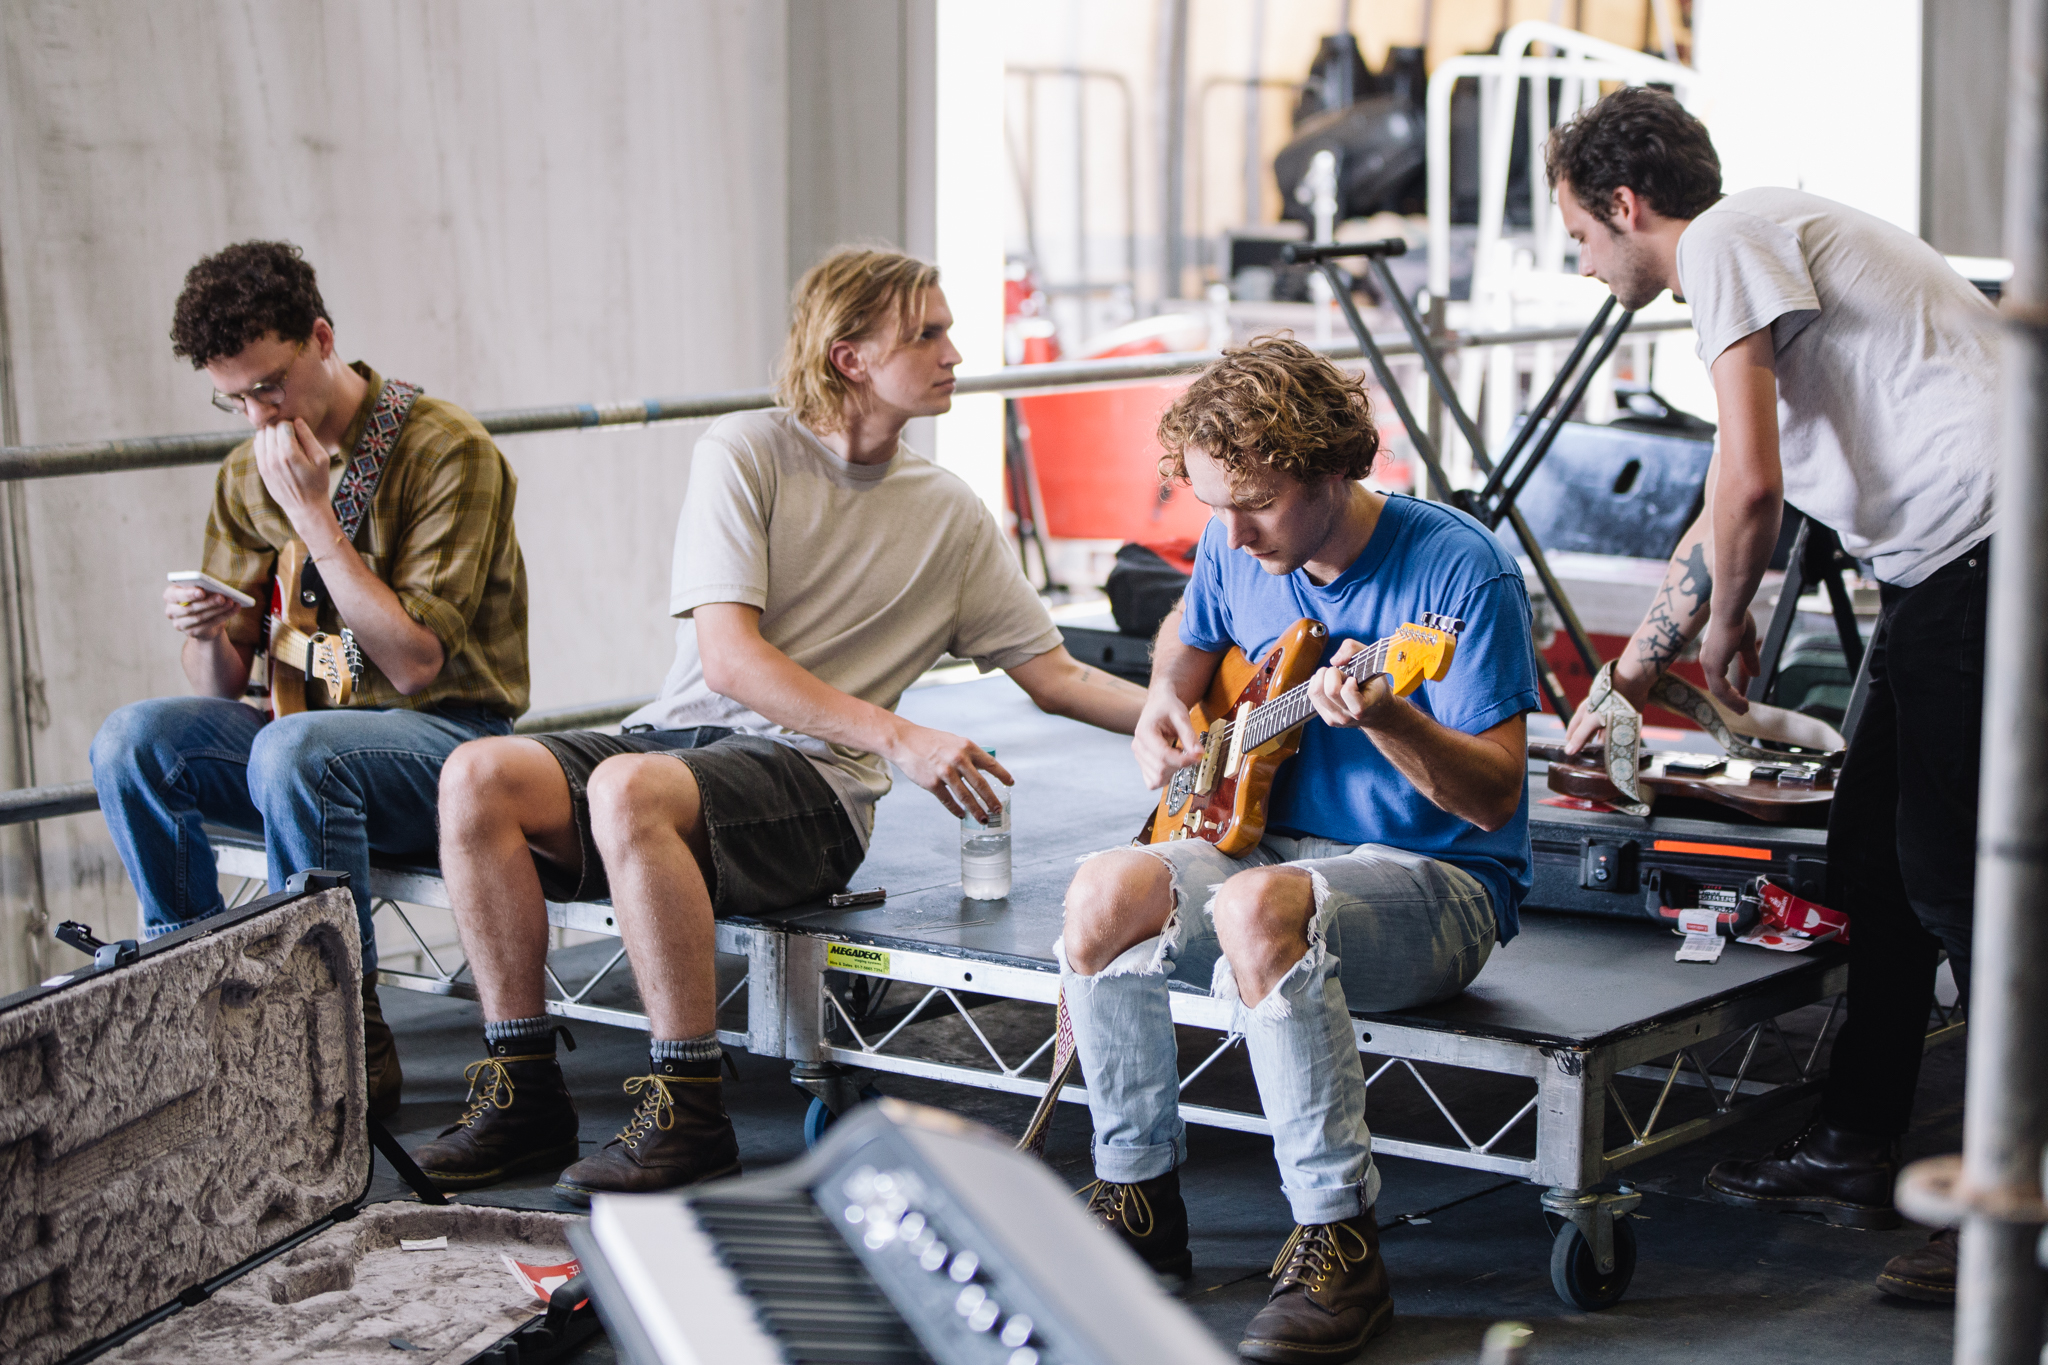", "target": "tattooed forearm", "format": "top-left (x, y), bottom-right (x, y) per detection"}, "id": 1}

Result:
top-left (1630, 542), bottom-right (1713, 674)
